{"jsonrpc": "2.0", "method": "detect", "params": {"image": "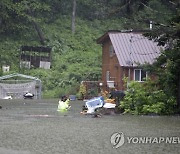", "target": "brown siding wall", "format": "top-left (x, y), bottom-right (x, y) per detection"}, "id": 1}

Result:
top-left (101, 40), bottom-right (125, 91)
top-left (101, 40), bottom-right (137, 91)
